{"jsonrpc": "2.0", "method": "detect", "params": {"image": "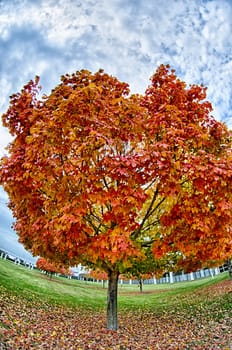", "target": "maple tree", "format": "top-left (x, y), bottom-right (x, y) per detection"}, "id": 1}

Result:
top-left (36, 257), bottom-right (57, 278)
top-left (88, 269), bottom-right (108, 288)
top-left (36, 257), bottom-right (72, 279)
top-left (0, 65), bottom-right (231, 330)
top-left (121, 249), bottom-right (168, 292)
